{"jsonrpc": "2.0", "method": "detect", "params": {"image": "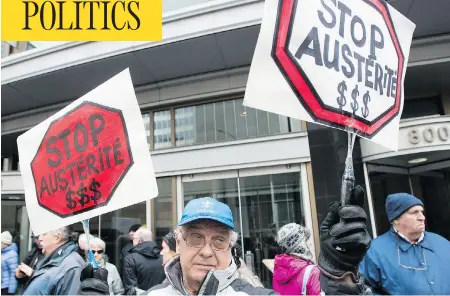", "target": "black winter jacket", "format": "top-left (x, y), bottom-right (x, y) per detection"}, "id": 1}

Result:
top-left (123, 242), bottom-right (165, 295)
top-left (17, 243), bottom-right (44, 285)
top-left (118, 240), bottom-right (134, 276)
